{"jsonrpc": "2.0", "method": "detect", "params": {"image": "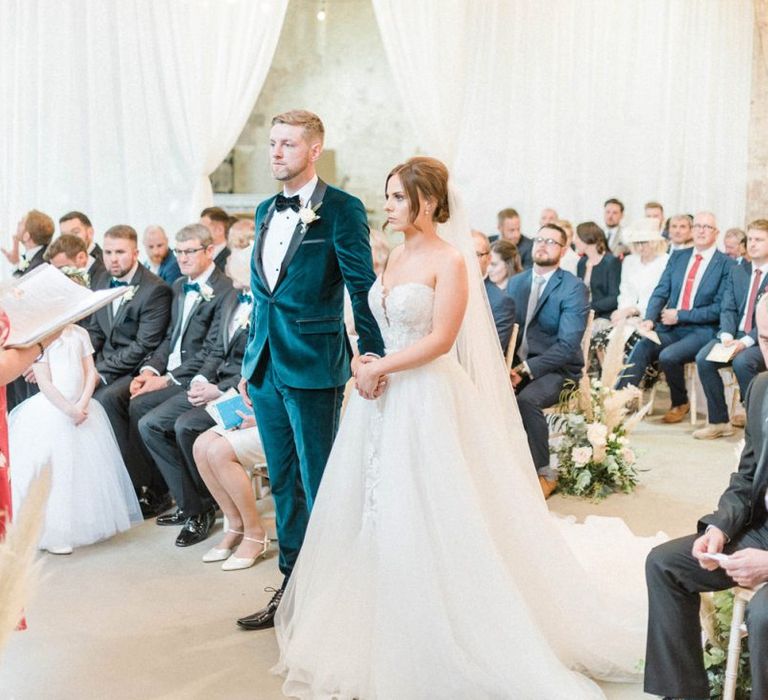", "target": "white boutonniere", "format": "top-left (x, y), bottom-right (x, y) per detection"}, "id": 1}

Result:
top-left (199, 283), bottom-right (214, 302)
top-left (17, 258), bottom-right (29, 272)
top-left (123, 285), bottom-right (138, 302)
top-left (234, 305), bottom-right (252, 330)
top-left (298, 201), bottom-right (322, 228)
